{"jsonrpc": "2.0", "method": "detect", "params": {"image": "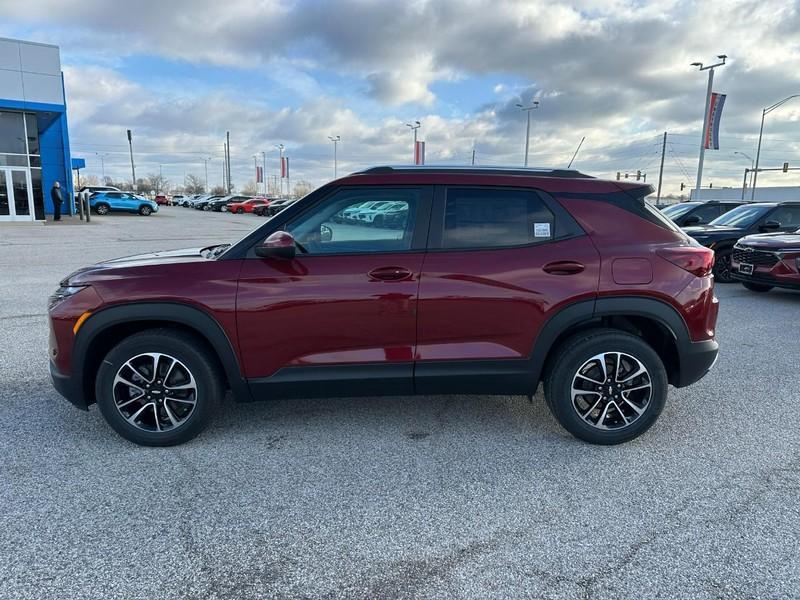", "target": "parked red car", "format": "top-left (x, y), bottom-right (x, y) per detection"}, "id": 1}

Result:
top-left (154, 194), bottom-right (169, 206)
top-left (731, 228), bottom-right (800, 292)
top-left (228, 197), bottom-right (270, 214)
top-left (49, 166), bottom-right (718, 446)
